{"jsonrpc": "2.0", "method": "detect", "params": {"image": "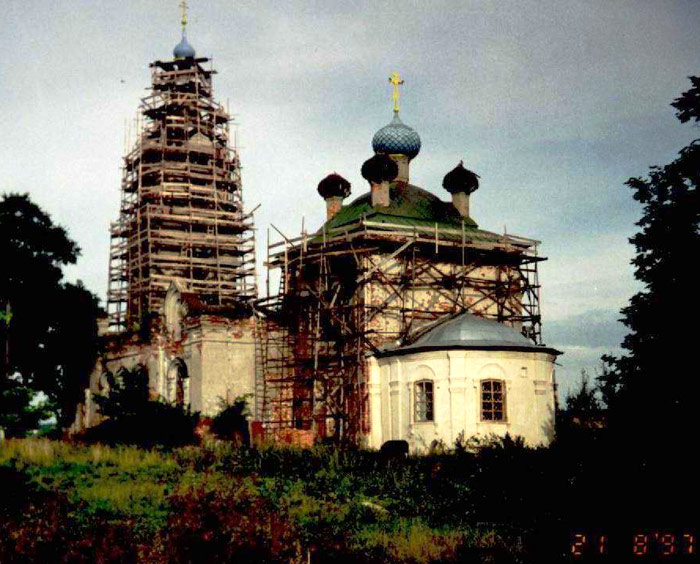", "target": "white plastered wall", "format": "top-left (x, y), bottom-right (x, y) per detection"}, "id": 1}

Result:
top-left (368, 349), bottom-right (556, 452)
